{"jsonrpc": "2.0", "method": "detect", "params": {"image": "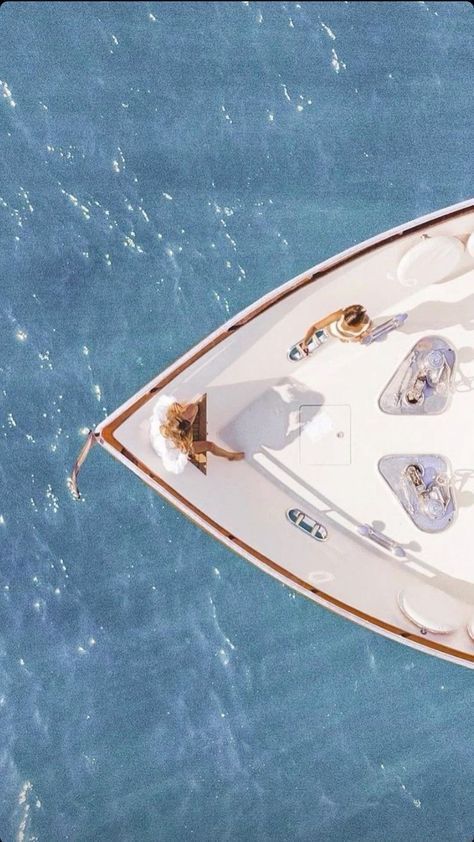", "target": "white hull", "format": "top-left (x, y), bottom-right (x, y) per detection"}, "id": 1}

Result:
top-left (84, 199), bottom-right (474, 668)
